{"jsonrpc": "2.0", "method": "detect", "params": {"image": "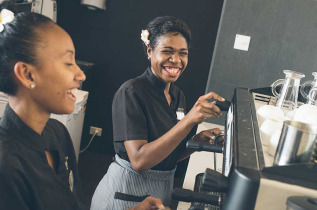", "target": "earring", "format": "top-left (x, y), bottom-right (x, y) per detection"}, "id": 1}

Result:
top-left (148, 57), bottom-right (150, 60)
top-left (30, 84), bottom-right (35, 89)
